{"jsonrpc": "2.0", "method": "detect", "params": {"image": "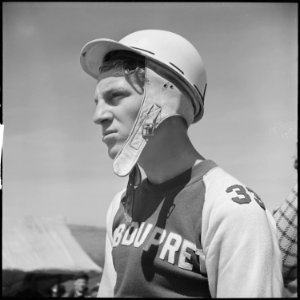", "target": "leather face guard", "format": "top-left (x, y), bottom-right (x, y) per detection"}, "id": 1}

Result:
top-left (113, 60), bottom-right (195, 177)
